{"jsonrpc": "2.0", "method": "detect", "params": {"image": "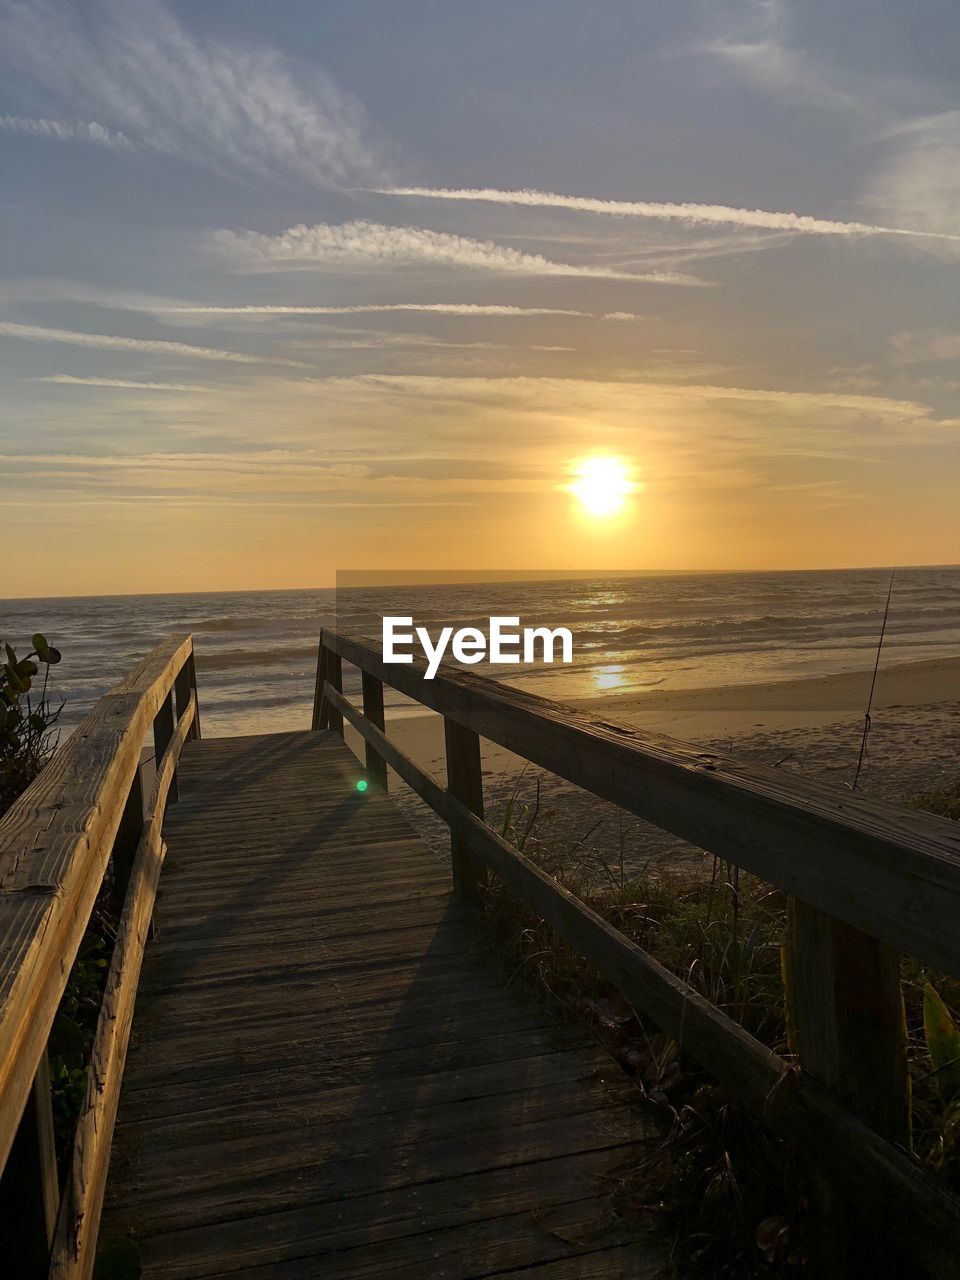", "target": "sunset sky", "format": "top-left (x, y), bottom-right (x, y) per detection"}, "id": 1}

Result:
top-left (2, 0), bottom-right (959, 596)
